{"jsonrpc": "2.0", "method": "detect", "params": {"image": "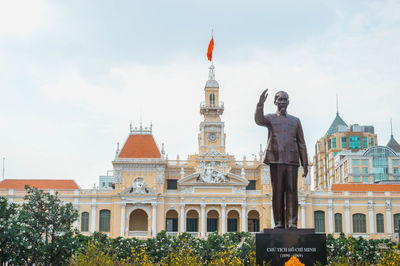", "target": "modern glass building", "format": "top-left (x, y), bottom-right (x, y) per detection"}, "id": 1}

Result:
top-left (314, 117), bottom-right (378, 190)
top-left (334, 146), bottom-right (400, 184)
